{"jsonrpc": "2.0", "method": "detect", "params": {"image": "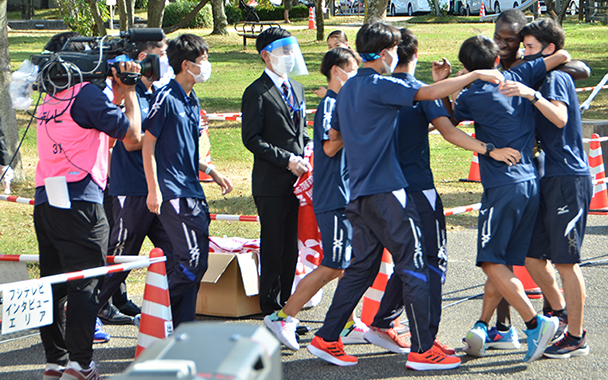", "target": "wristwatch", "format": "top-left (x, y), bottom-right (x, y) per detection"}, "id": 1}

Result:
top-left (530, 91), bottom-right (542, 105)
top-left (484, 143), bottom-right (495, 157)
